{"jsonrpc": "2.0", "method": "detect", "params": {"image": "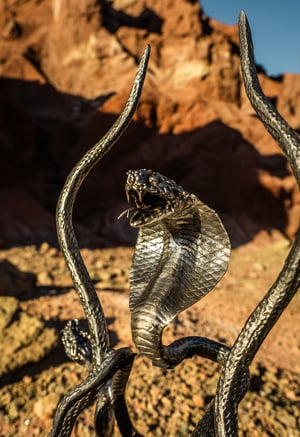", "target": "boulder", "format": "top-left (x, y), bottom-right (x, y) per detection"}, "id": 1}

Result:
top-left (0, 297), bottom-right (57, 379)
